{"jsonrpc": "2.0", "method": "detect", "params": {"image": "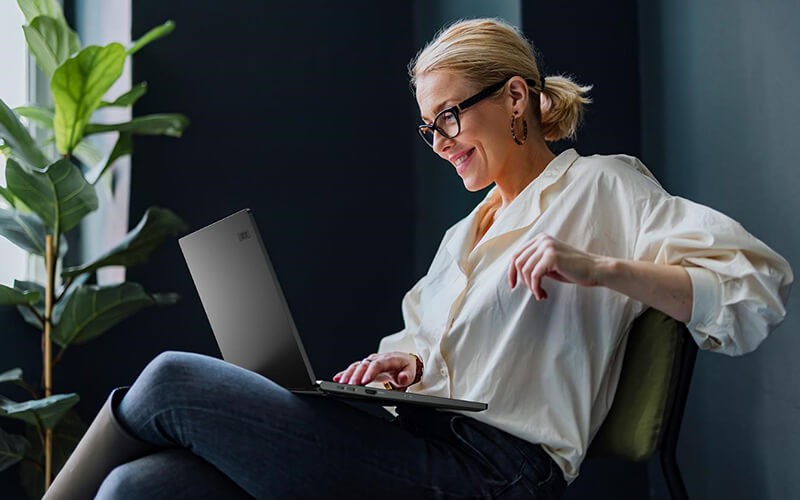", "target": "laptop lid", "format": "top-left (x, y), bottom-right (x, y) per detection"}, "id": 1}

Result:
top-left (178, 209), bottom-right (318, 389)
top-left (179, 209), bottom-right (487, 412)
